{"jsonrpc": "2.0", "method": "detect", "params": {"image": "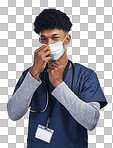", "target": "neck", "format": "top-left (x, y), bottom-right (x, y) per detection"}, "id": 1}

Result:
top-left (57, 50), bottom-right (69, 70)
